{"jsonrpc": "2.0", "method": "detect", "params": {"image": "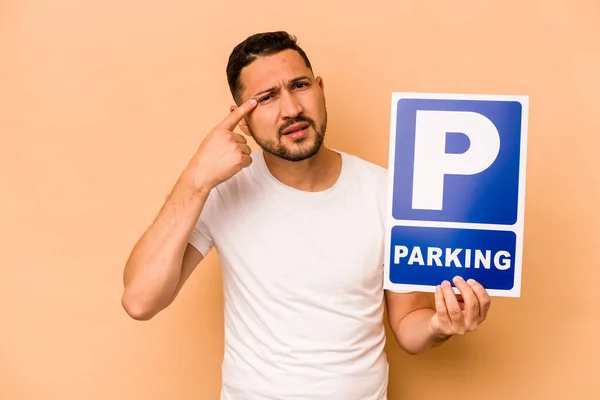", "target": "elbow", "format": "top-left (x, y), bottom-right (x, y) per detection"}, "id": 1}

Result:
top-left (392, 335), bottom-right (419, 356)
top-left (401, 346), bottom-right (426, 356)
top-left (395, 337), bottom-right (425, 356)
top-left (121, 291), bottom-right (159, 321)
top-left (391, 330), bottom-right (428, 356)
